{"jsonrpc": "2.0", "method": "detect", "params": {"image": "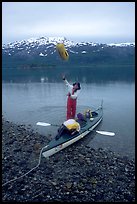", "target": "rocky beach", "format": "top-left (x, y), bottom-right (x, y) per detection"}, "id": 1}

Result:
top-left (2, 117), bottom-right (135, 202)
